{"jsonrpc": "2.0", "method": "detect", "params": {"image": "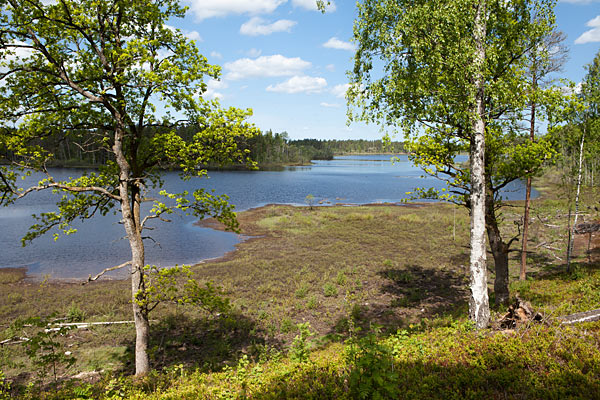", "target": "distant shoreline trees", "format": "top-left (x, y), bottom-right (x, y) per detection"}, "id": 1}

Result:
top-left (1, 128), bottom-right (406, 169)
